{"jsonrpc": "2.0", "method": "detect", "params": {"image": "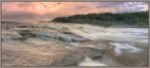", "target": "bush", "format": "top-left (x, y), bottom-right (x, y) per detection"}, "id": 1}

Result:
top-left (51, 11), bottom-right (149, 27)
